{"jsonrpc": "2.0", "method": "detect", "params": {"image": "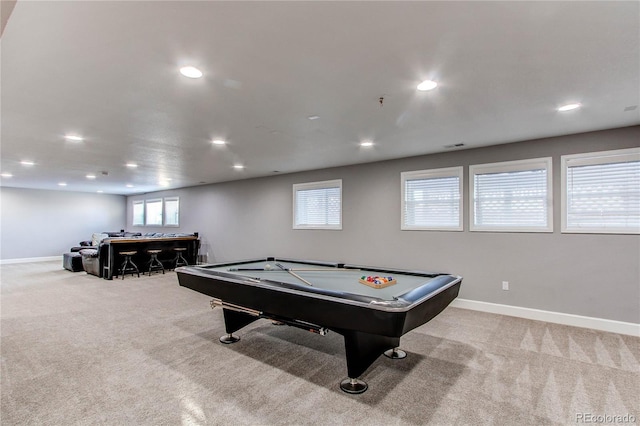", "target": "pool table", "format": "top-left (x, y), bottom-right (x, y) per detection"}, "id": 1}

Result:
top-left (176, 257), bottom-right (462, 393)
